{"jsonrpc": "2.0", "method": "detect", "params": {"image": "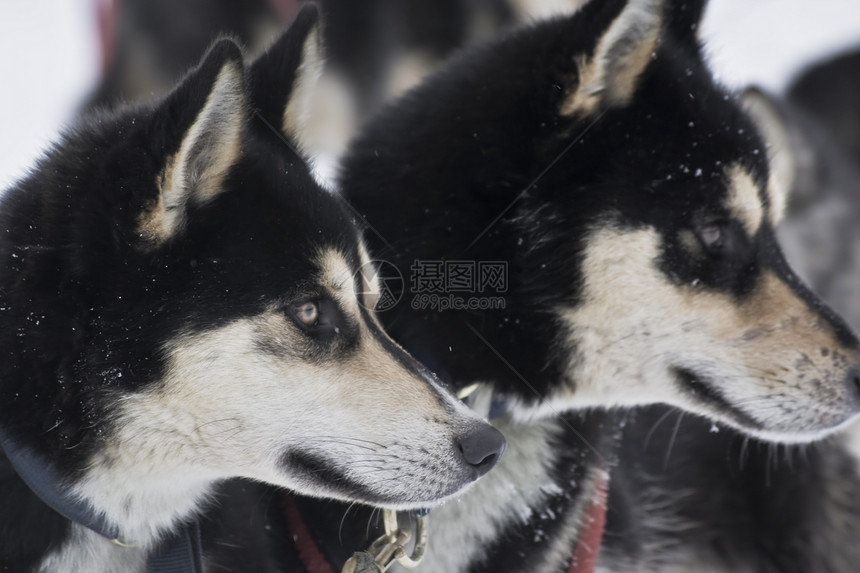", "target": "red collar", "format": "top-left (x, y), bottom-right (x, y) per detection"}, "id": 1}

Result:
top-left (567, 471), bottom-right (609, 573)
top-left (282, 494), bottom-right (335, 573)
top-left (283, 473), bottom-right (609, 573)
